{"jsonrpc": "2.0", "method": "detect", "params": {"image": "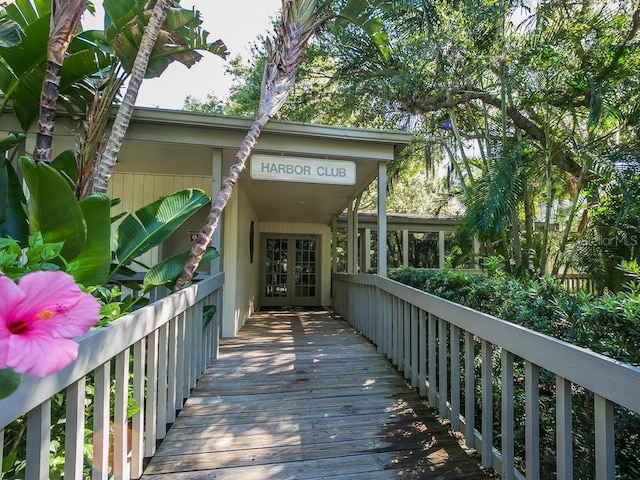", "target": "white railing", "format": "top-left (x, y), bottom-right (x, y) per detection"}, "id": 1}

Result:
top-left (332, 273), bottom-right (640, 480)
top-left (0, 272), bottom-right (224, 480)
